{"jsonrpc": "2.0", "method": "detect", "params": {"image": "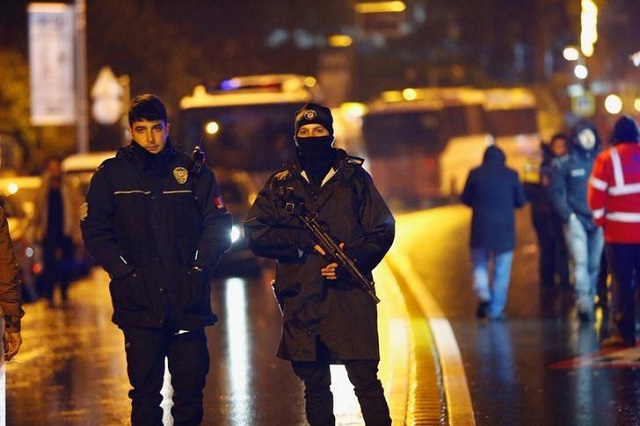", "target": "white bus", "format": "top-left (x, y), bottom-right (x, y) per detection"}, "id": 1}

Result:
top-left (362, 87), bottom-right (540, 209)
